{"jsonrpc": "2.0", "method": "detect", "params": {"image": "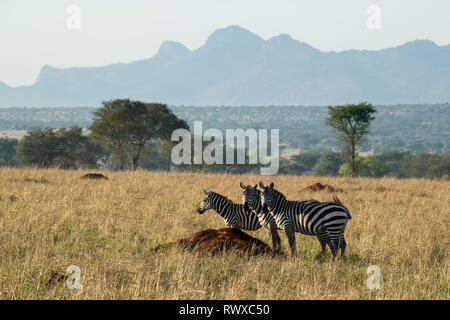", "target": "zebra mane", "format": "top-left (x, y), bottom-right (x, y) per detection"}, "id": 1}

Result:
top-left (271, 187), bottom-right (287, 200)
top-left (210, 191), bottom-right (233, 202)
top-left (272, 188), bottom-right (315, 204)
top-left (211, 191), bottom-right (248, 212)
